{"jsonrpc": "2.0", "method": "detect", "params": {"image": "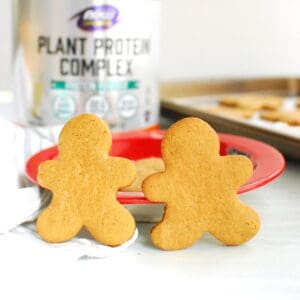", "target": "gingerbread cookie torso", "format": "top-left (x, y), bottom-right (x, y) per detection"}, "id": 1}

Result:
top-left (37, 114), bottom-right (136, 246)
top-left (142, 117), bottom-right (260, 250)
